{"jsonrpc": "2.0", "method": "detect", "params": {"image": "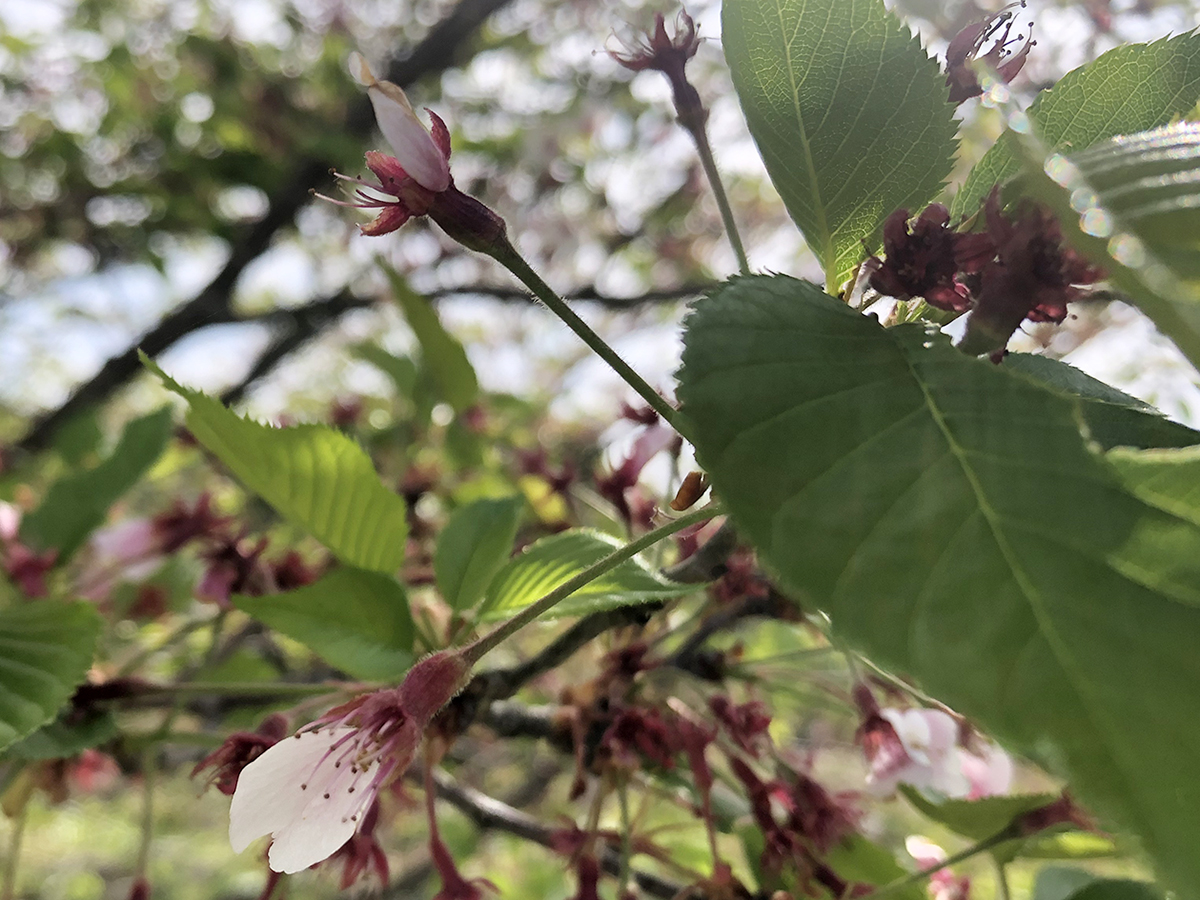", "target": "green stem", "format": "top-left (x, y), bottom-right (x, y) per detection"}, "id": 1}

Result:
top-left (464, 504), bottom-right (720, 665)
top-left (1, 803), bottom-right (27, 900)
top-left (134, 748), bottom-right (155, 881)
top-left (993, 858), bottom-right (1011, 900)
top-left (616, 777), bottom-right (634, 895)
top-left (489, 243), bottom-right (689, 439)
top-left (686, 123), bottom-right (750, 276)
top-left (861, 826), bottom-right (1017, 900)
